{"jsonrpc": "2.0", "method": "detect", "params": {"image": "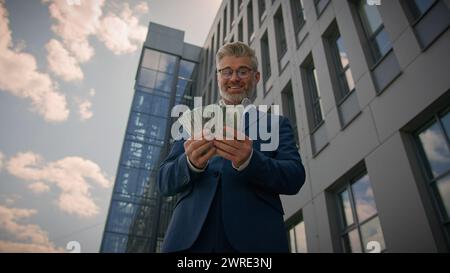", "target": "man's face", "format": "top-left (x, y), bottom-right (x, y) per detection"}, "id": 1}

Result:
top-left (217, 56), bottom-right (260, 105)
